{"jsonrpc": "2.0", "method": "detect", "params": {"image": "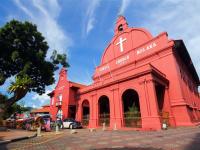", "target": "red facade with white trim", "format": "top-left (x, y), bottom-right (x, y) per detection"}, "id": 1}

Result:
top-left (49, 16), bottom-right (200, 130)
